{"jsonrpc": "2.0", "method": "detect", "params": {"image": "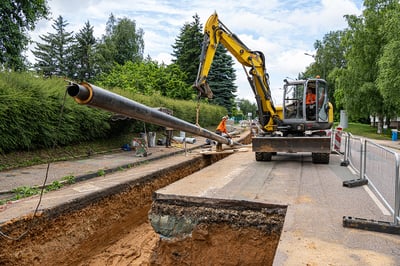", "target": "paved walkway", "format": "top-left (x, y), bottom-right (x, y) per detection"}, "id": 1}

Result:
top-left (0, 135), bottom-right (211, 195)
top-left (368, 138), bottom-right (400, 150)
